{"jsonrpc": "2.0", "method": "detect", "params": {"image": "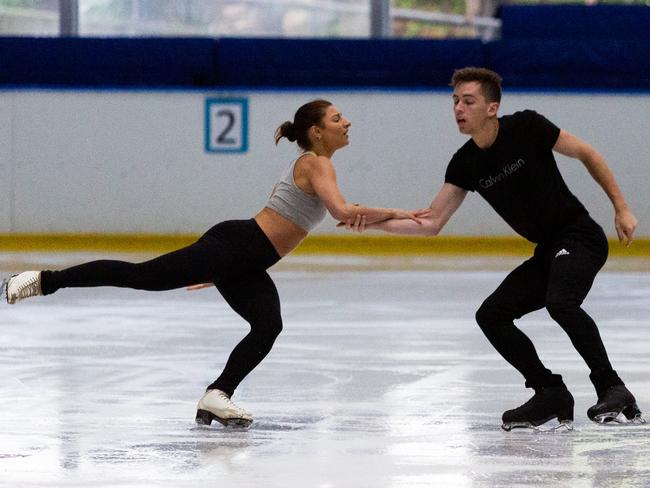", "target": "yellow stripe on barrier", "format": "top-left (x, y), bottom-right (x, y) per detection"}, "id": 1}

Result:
top-left (0, 233), bottom-right (649, 257)
top-left (0, 234), bottom-right (197, 253)
top-left (292, 235), bottom-right (536, 255)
